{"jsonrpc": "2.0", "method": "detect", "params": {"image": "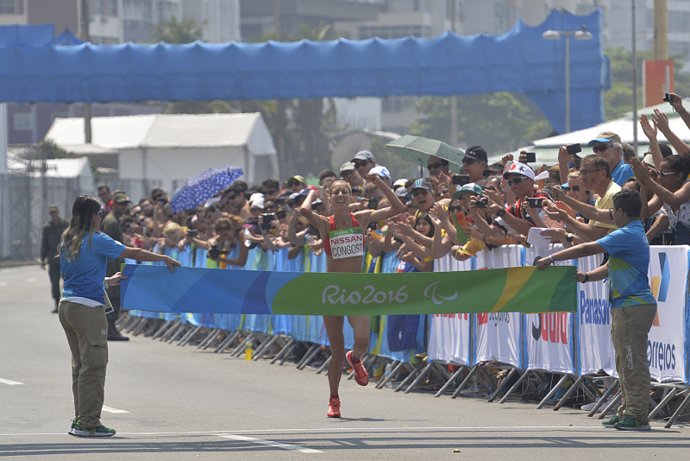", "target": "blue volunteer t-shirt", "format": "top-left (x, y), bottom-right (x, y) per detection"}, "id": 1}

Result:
top-left (596, 220), bottom-right (656, 308)
top-left (611, 160), bottom-right (634, 186)
top-left (60, 232), bottom-right (126, 304)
